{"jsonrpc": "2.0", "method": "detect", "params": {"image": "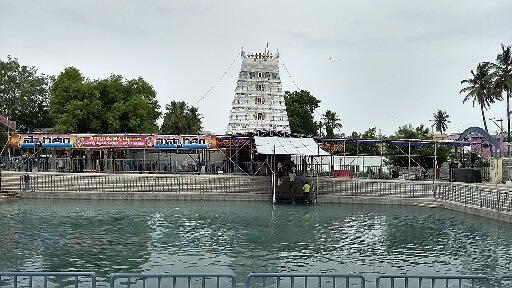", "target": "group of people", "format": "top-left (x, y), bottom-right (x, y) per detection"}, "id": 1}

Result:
top-left (276, 160), bottom-right (296, 185)
top-left (276, 160), bottom-right (312, 200)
